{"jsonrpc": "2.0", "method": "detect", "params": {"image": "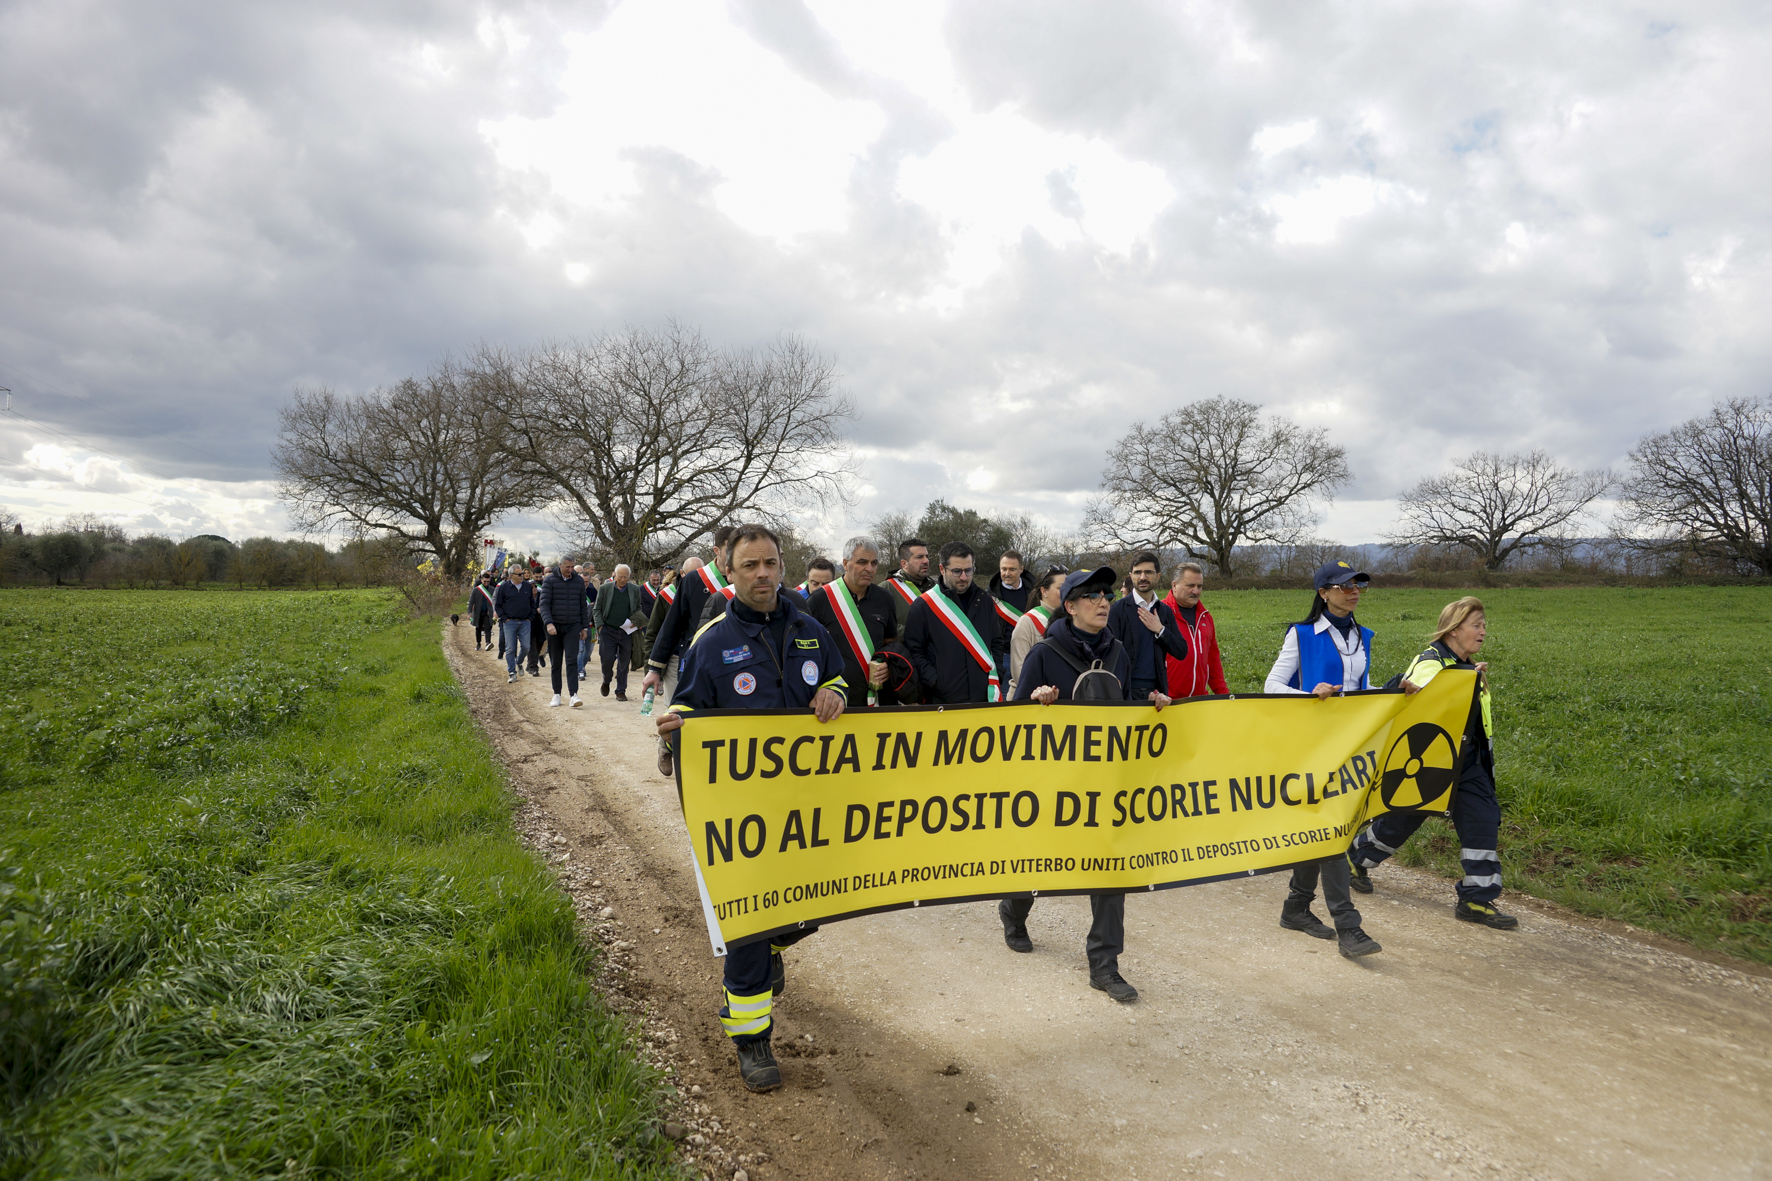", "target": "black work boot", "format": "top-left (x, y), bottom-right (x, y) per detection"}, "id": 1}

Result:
top-left (734, 1039), bottom-right (781, 1092)
top-left (1347, 852), bottom-right (1373, 894)
top-left (770, 949), bottom-right (786, 996)
top-left (1089, 972), bottom-right (1138, 1003)
top-left (1455, 900), bottom-right (1519, 929)
top-left (998, 900), bottom-right (1032, 953)
top-left (1279, 905), bottom-right (1336, 940)
top-left (1338, 927), bottom-right (1382, 957)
